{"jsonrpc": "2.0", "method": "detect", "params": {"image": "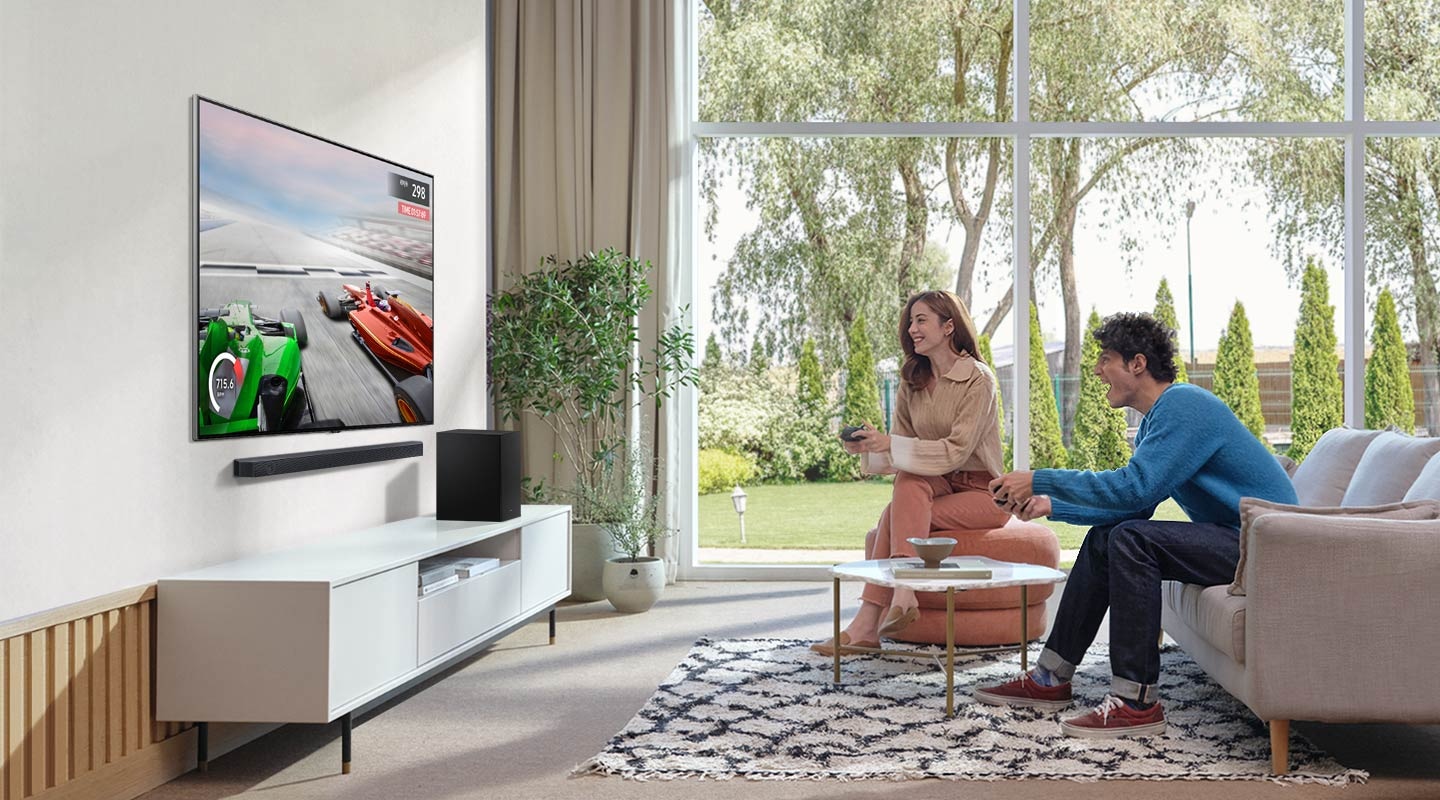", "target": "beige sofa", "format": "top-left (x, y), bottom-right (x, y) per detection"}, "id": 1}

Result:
top-left (1160, 427), bottom-right (1440, 775)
